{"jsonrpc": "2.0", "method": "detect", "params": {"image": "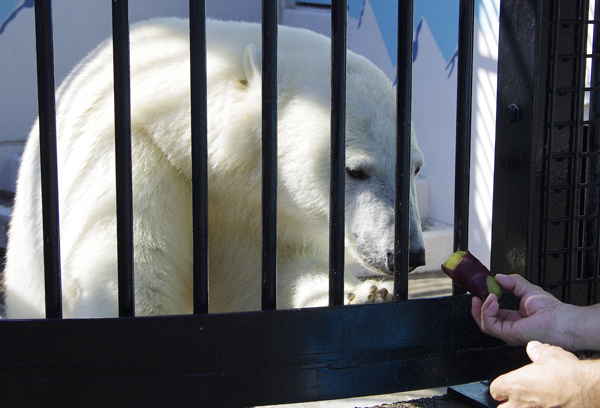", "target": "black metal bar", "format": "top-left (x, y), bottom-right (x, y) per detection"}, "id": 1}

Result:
top-left (261, 0), bottom-right (278, 311)
top-left (542, 0), bottom-right (561, 291)
top-left (589, 3), bottom-right (600, 304)
top-left (394, 0), bottom-right (413, 301)
top-left (567, 0), bottom-right (590, 303)
top-left (112, 0), bottom-right (134, 317)
top-left (189, 0), bottom-right (209, 314)
top-left (34, 0), bottom-right (62, 319)
top-left (0, 296), bottom-right (529, 407)
top-left (329, 0), bottom-right (347, 307)
top-left (452, 0), bottom-right (475, 296)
